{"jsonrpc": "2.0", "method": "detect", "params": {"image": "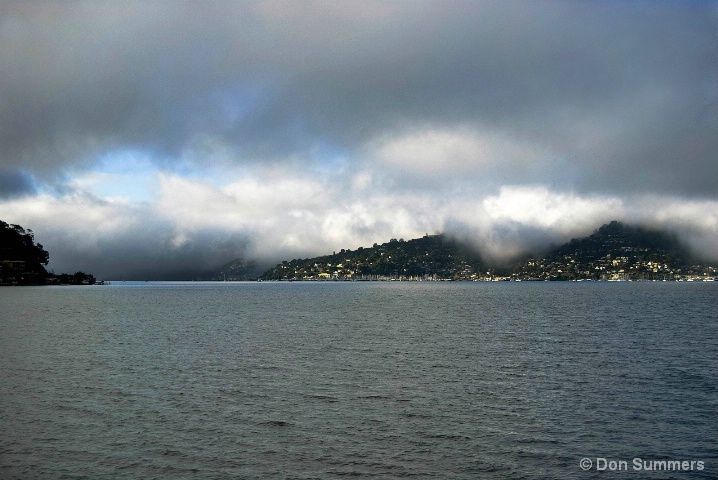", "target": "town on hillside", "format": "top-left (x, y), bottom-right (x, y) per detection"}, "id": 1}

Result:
top-left (259, 222), bottom-right (716, 282)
